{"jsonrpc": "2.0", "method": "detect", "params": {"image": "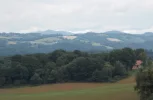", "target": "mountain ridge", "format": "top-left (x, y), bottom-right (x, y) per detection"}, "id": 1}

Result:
top-left (1, 30), bottom-right (153, 35)
top-left (0, 30), bottom-right (153, 56)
